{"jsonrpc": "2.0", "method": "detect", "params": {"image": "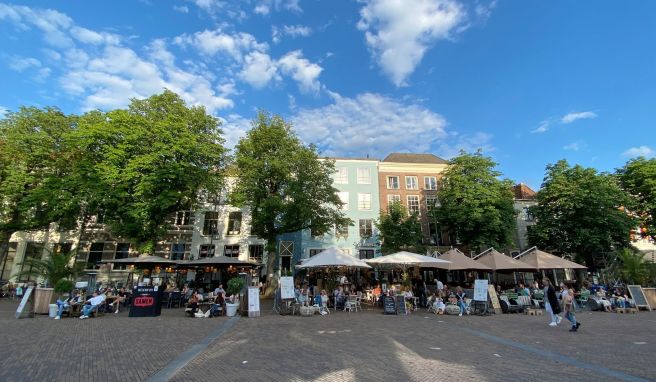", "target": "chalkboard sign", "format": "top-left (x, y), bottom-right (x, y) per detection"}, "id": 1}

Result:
top-left (627, 285), bottom-right (652, 311)
top-left (487, 285), bottom-right (502, 314)
top-left (129, 286), bottom-right (162, 317)
top-left (383, 296), bottom-right (396, 315)
top-left (396, 295), bottom-right (407, 315)
top-left (15, 286), bottom-right (34, 319)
